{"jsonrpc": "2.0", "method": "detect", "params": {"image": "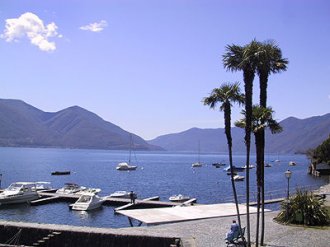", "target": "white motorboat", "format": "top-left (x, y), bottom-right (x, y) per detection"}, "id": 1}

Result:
top-left (70, 192), bottom-right (105, 211)
top-left (224, 165), bottom-right (245, 172)
top-left (289, 161), bottom-right (297, 166)
top-left (35, 181), bottom-right (52, 191)
top-left (232, 175), bottom-right (245, 181)
top-left (108, 191), bottom-right (135, 199)
top-left (56, 183), bottom-right (86, 194)
top-left (169, 194), bottom-right (191, 203)
top-left (0, 182), bottom-right (39, 205)
top-left (116, 162), bottom-right (137, 171)
top-left (242, 164), bottom-right (255, 169)
top-left (75, 187), bottom-right (101, 195)
top-left (192, 162), bottom-right (202, 168)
